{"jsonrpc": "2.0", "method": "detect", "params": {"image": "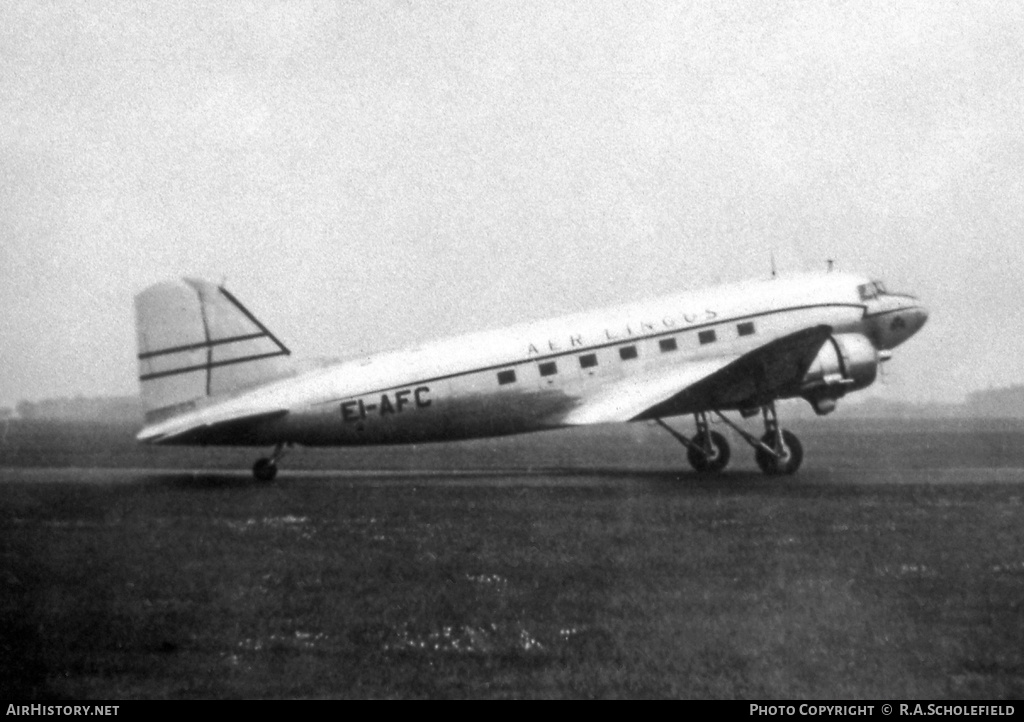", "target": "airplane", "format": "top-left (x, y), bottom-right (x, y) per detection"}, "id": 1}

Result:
top-left (134, 270), bottom-right (927, 480)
